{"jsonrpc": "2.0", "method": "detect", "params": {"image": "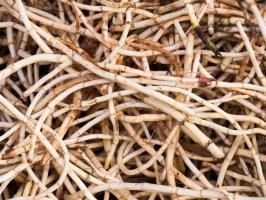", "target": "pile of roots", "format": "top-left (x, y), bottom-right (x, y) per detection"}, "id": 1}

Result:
top-left (0, 0), bottom-right (266, 199)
